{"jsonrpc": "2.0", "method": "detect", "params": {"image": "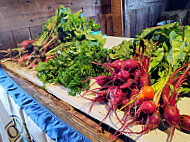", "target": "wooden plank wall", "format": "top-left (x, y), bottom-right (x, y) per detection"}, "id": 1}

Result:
top-left (111, 0), bottom-right (123, 36)
top-left (0, 0), bottom-right (124, 55)
top-left (124, 0), bottom-right (164, 37)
